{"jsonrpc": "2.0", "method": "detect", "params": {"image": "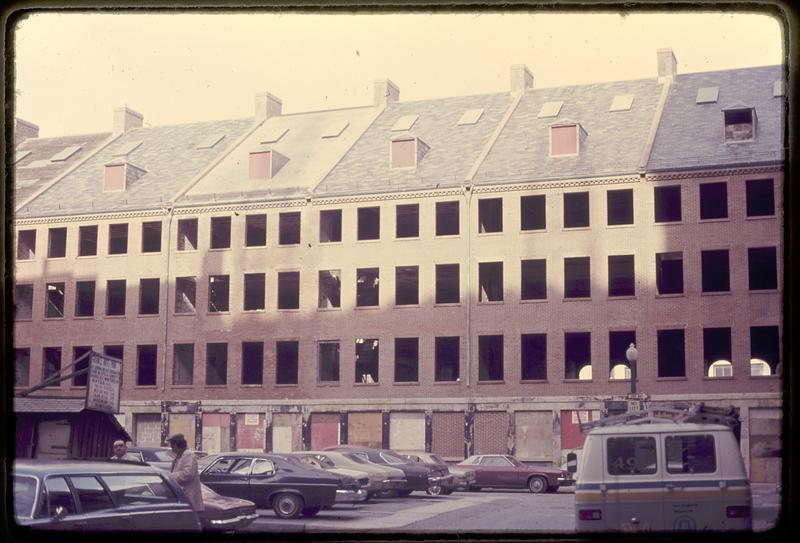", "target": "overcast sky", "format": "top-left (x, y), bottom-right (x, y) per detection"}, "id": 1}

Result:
top-left (12, 9), bottom-right (784, 137)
